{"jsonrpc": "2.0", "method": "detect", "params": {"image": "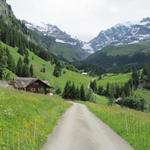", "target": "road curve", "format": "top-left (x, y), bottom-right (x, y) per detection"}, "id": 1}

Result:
top-left (42, 103), bottom-right (133, 150)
